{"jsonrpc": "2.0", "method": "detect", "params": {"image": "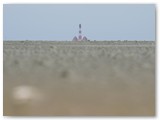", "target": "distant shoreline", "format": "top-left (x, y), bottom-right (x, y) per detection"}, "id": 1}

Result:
top-left (3, 40), bottom-right (155, 42)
